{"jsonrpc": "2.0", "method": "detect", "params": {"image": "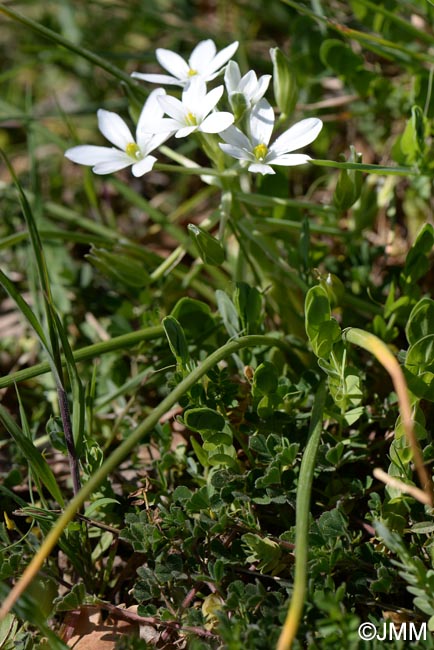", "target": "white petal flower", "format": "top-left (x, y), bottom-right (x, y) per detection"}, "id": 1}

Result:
top-left (219, 98), bottom-right (322, 175)
top-left (149, 77), bottom-right (234, 138)
top-left (65, 89), bottom-right (171, 177)
top-left (132, 39), bottom-right (239, 87)
top-left (224, 61), bottom-right (271, 112)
